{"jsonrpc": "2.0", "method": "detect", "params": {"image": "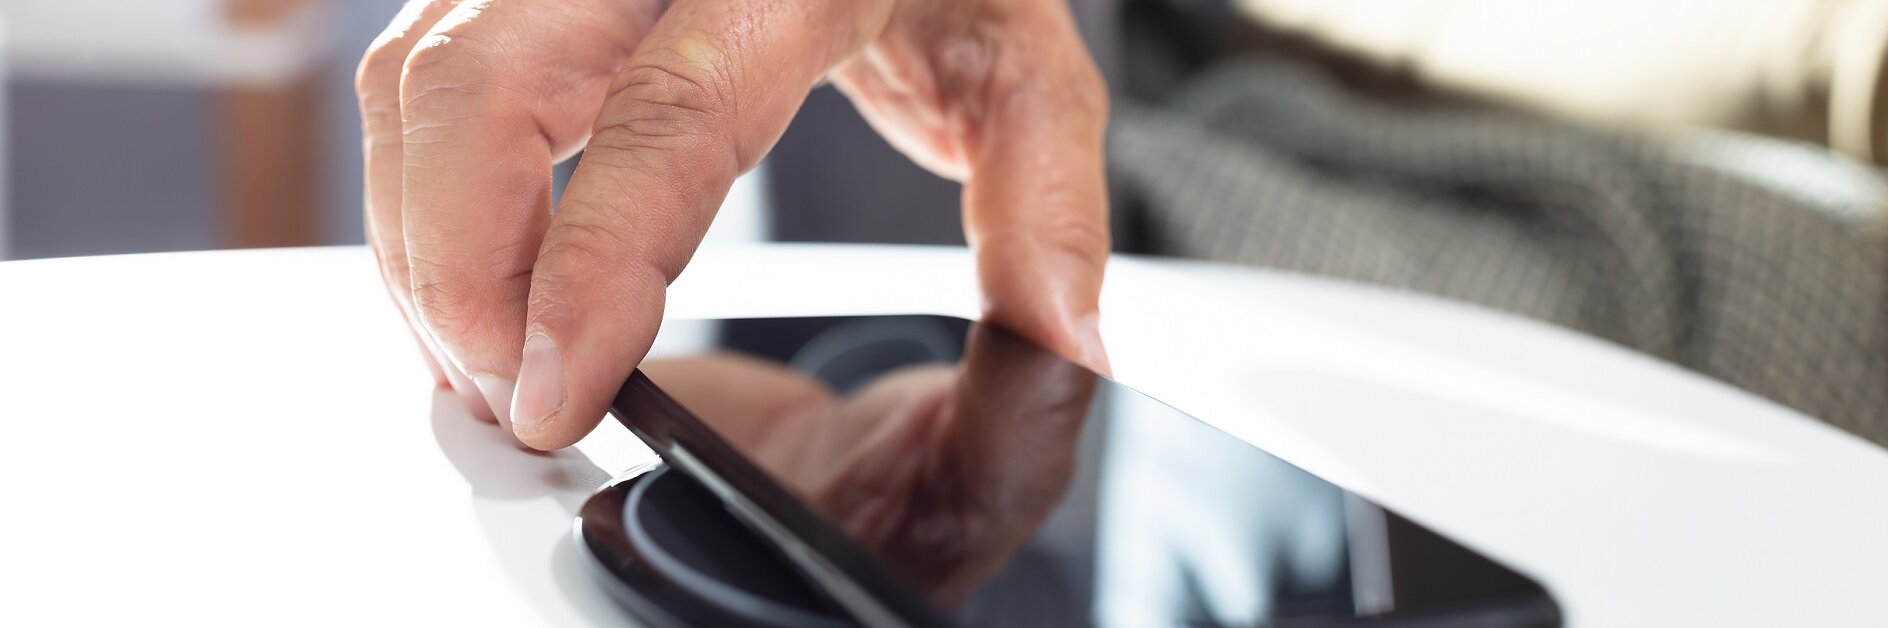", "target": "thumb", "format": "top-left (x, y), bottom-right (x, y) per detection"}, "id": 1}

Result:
top-left (508, 0), bottom-right (890, 449)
